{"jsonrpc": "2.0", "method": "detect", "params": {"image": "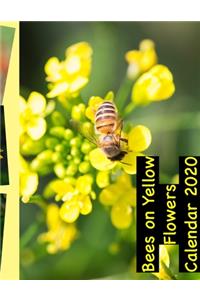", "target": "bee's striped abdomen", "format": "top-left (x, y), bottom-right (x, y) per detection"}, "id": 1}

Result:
top-left (95, 101), bottom-right (117, 134)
